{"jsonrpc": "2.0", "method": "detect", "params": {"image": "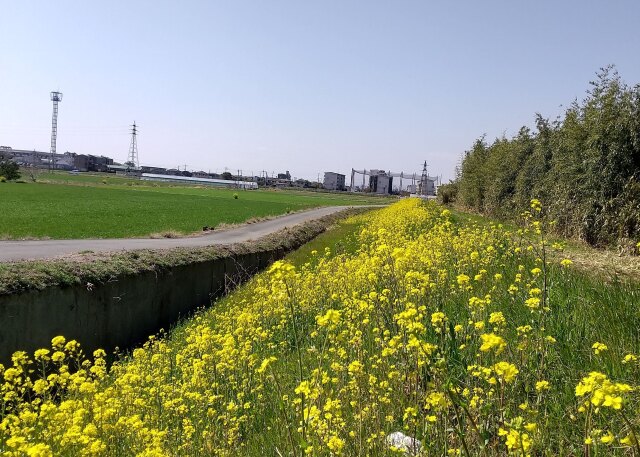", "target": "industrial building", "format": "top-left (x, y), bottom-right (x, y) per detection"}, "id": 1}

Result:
top-left (323, 172), bottom-right (346, 191)
top-left (140, 173), bottom-right (258, 189)
top-left (350, 162), bottom-right (439, 195)
top-left (0, 147), bottom-right (113, 172)
top-left (368, 170), bottom-right (393, 194)
top-left (71, 153), bottom-right (114, 172)
top-left (418, 177), bottom-right (436, 195)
